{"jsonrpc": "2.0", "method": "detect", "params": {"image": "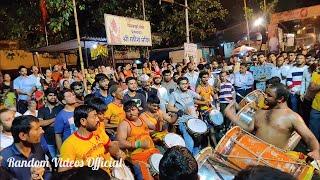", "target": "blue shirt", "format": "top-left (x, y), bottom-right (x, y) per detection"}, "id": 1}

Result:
top-left (234, 71), bottom-right (254, 90)
top-left (251, 63), bottom-right (274, 91)
top-left (169, 89), bottom-right (201, 118)
top-left (0, 143), bottom-right (52, 180)
top-left (13, 76), bottom-right (37, 101)
top-left (94, 90), bottom-right (113, 105)
top-left (54, 109), bottom-right (77, 141)
top-left (184, 71), bottom-right (199, 91)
